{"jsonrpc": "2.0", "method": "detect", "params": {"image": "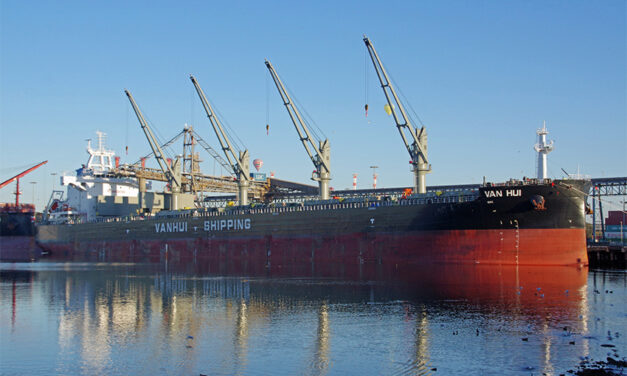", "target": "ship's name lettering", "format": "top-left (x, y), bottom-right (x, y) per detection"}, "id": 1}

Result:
top-left (155, 222), bottom-right (188, 233)
top-left (204, 218), bottom-right (251, 232)
top-left (484, 189), bottom-right (522, 198)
